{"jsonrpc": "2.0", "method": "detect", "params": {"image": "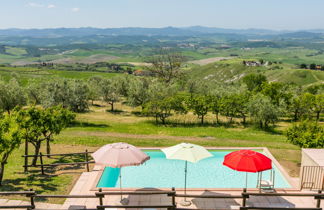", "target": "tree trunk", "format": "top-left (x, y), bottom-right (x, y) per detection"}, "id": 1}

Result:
top-left (201, 115), bottom-right (204, 124)
top-left (46, 138), bottom-right (51, 157)
top-left (161, 117), bottom-right (165, 124)
top-left (111, 102), bottom-right (114, 111)
top-left (32, 142), bottom-right (41, 166)
top-left (215, 113), bottom-right (219, 124)
top-left (316, 111), bottom-right (320, 121)
top-left (242, 116), bottom-right (246, 124)
top-left (0, 162), bottom-right (5, 186)
top-left (294, 110), bottom-right (298, 121)
top-left (259, 121), bottom-right (263, 128)
top-left (24, 139), bottom-right (28, 173)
